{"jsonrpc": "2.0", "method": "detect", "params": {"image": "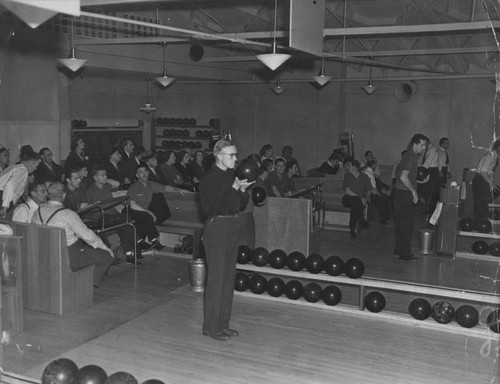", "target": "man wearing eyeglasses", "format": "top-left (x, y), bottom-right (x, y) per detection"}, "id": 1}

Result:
top-left (199, 139), bottom-right (254, 341)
